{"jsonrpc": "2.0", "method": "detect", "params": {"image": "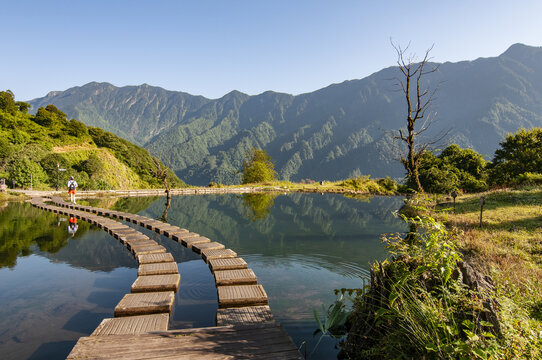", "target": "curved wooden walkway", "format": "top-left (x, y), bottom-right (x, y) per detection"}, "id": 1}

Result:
top-left (30, 196), bottom-right (301, 359)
